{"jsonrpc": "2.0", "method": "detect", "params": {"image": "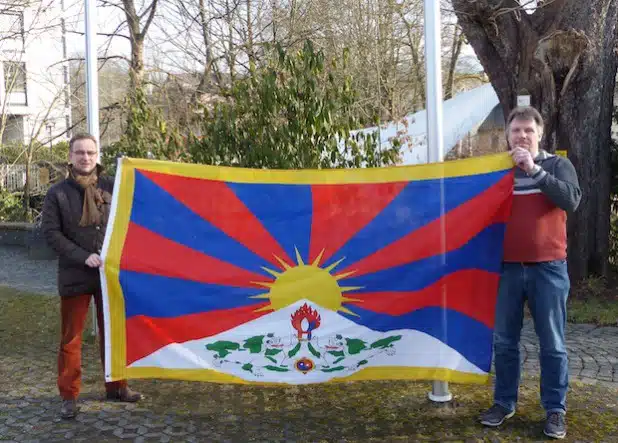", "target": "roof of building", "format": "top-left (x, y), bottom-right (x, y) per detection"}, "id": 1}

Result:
top-left (353, 83), bottom-right (500, 165)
